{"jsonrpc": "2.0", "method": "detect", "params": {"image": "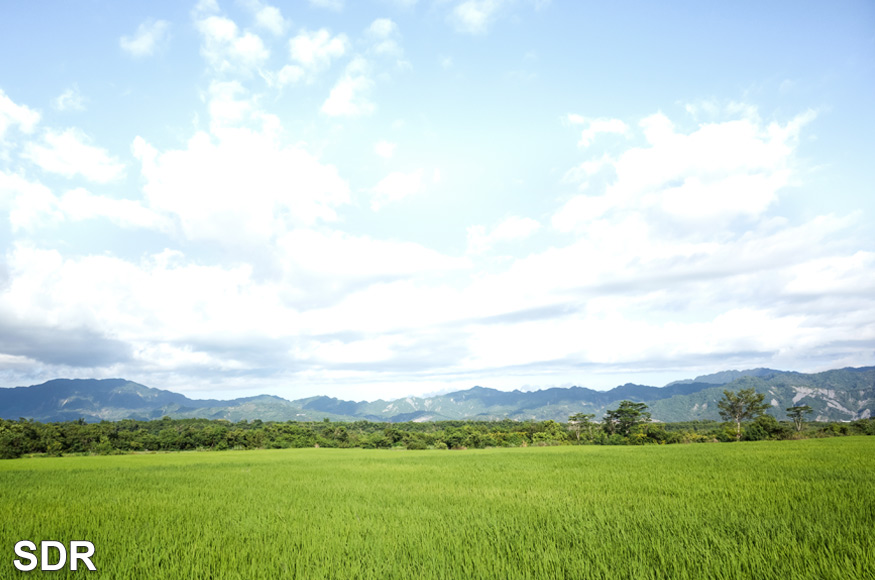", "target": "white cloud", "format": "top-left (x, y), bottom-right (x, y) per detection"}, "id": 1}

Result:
top-left (195, 14), bottom-right (269, 74)
top-left (0, 244), bottom-right (295, 364)
top-left (193, 0), bottom-right (220, 16)
top-left (567, 114), bottom-right (629, 147)
top-left (0, 89), bottom-right (40, 142)
top-left (278, 229), bottom-right (466, 286)
top-left (288, 28), bottom-right (349, 80)
top-left (22, 128), bottom-right (125, 183)
top-left (133, 128), bottom-right (350, 246)
top-left (308, 0), bottom-right (344, 11)
top-left (467, 216), bottom-right (541, 254)
top-left (322, 56), bottom-right (375, 117)
top-left (53, 86), bottom-right (86, 112)
top-left (783, 251), bottom-right (875, 296)
top-left (2, 172), bottom-right (63, 231)
top-left (244, 1), bottom-right (288, 36)
top-left (450, 0), bottom-right (508, 34)
top-left (368, 18), bottom-right (397, 39)
top-left (450, 211), bottom-right (873, 376)
top-left (370, 168), bottom-right (424, 210)
top-left (203, 80), bottom-right (280, 137)
top-left (554, 107), bottom-right (816, 232)
top-left (1, 171), bottom-right (169, 232)
top-left (366, 18), bottom-right (404, 60)
top-left (296, 278), bottom-right (470, 337)
top-left (374, 140), bottom-right (396, 159)
top-left (120, 19), bottom-right (171, 57)
top-left (58, 188), bottom-right (172, 231)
